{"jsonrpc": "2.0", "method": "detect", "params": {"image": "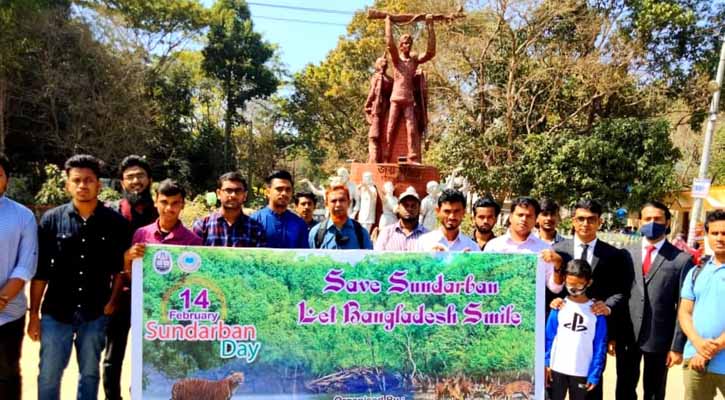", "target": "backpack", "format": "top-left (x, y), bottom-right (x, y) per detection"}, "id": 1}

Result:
top-left (315, 218), bottom-right (365, 249)
top-left (692, 255), bottom-right (710, 286)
